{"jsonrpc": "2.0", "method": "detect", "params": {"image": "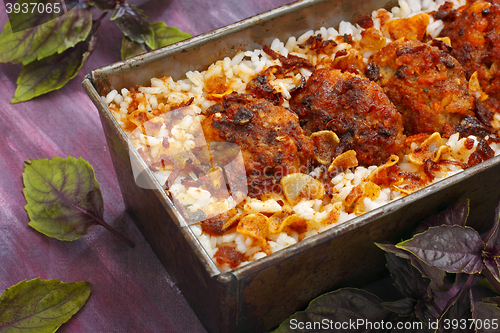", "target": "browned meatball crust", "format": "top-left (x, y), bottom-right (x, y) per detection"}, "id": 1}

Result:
top-left (439, 0), bottom-right (500, 100)
top-left (290, 68), bottom-right (406, 166)
top-left (202, 94), bottom-right (314, 194)
top-left (368, 38), bottom-right (474, 135)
